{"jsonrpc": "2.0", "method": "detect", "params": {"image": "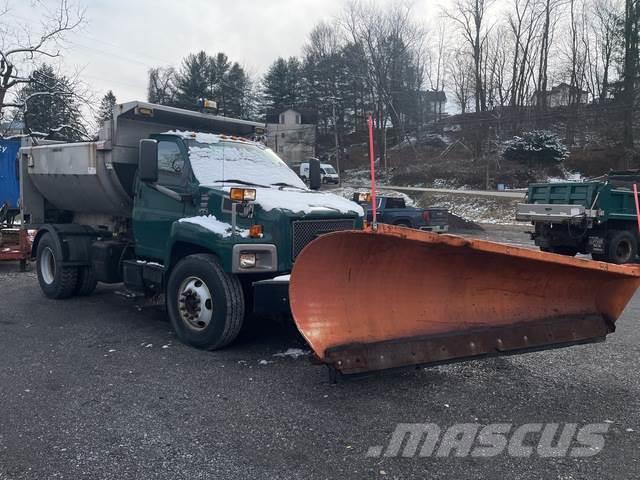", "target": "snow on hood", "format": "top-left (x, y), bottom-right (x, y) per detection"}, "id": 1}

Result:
top-left (247, 187), bottom-right (364, 216)
top-left (178, 214), bottom-right (249, 238)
